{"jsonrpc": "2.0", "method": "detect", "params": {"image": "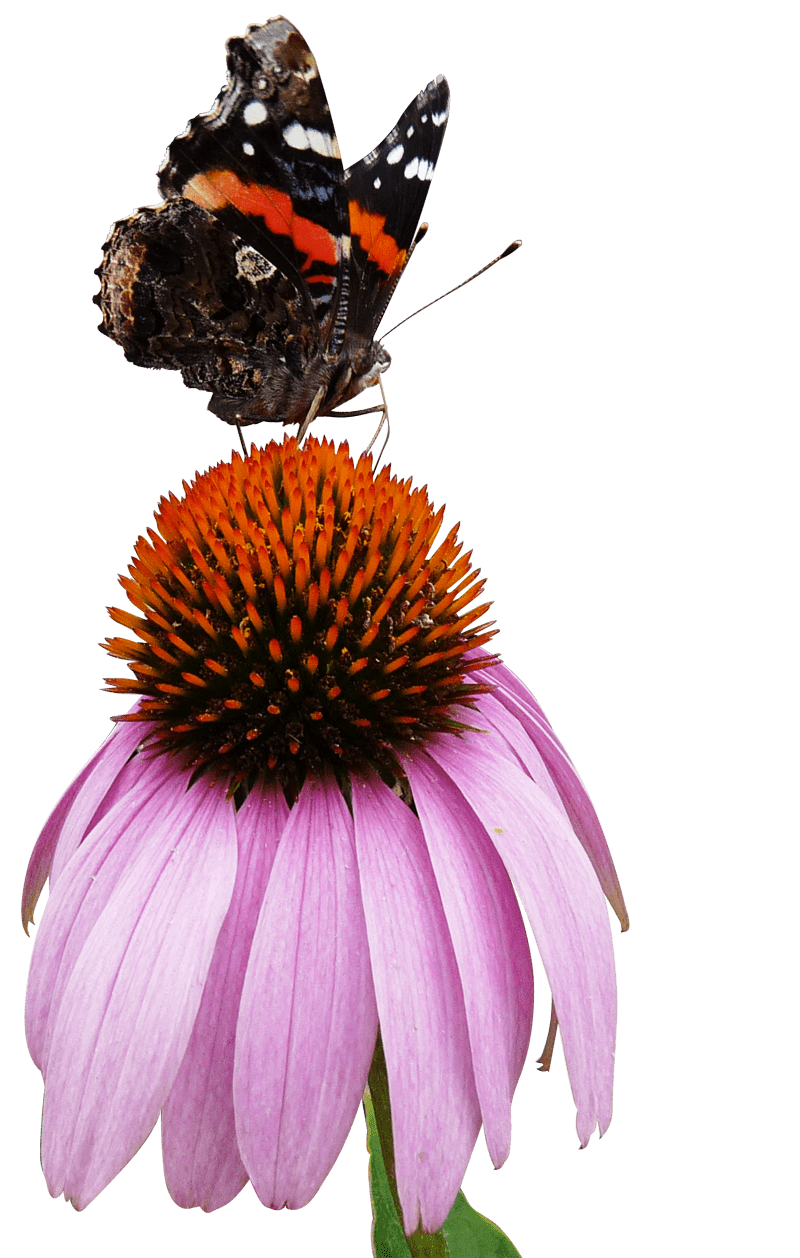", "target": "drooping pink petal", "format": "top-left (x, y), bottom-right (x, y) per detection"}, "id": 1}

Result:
top-left (489, 661), bottom-right (629, 931)
top-left (404, 749), bottom-right (534, 1169)
top-left (475, 690), bottom-right (571, 818)
top-left (21, 712), bottom-right (146, 931)
top-left (26, 752), bottom-right (179, 1071)
top-left (468, 648), bottom-right (566, 750)
top-left (161, 779), bottom-right (289, 1211)
top-left (50, 720), bottom-right (155, 889)
top-left (234, 775), bottom-right (378, 1210)
top-left (471, 647), bottom-right (627, 930)
top-left (22, 779), bottom-right (89, 937)
top-left (426, 731), bottom-right (617, 1147)
top-left (40, 773), bottom-right (238, 1209)
top-left (352, 773), bottom-right (482, 1236)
